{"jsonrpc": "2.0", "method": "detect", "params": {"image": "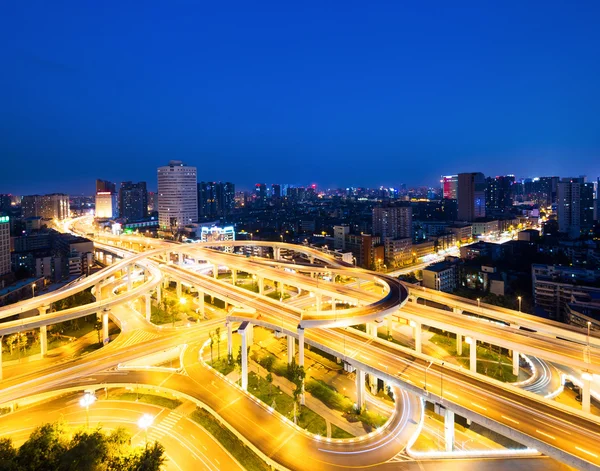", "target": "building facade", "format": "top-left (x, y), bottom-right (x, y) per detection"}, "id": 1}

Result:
top-left (441, 175), bottom-right (458, 200)
top-left (457, 172), bottom-right (486, 221)
top-left (372, 204), bottom-right (412, 240)
top-left (22, 194), bottom-right (70, 220)
top-left (557, 177), bottom-right (595, 238)
top-left (0, 216), bottom-right (10, 276)
top-left (158, 160), bottom-right (198, 230)
top-left (119, 181), bottom-right (148, 222)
